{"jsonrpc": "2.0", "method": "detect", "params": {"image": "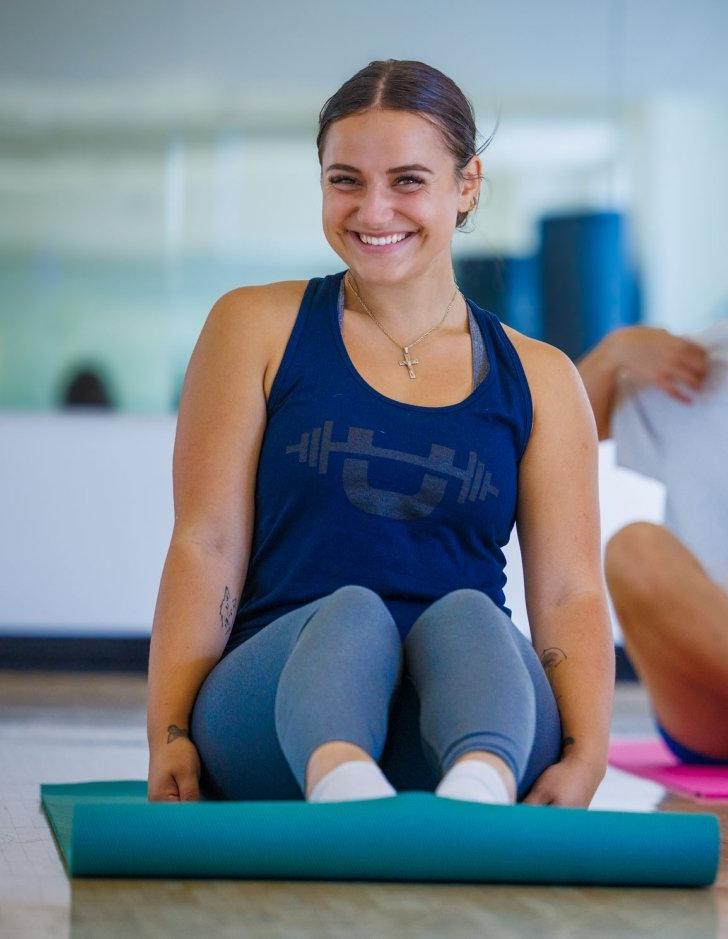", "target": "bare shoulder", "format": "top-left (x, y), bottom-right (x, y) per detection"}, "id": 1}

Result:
top-left (501, 322), bottom-right (596, 462)
top-left (171, 279), bottom-right (311, 555)
top-left (213, 278), bottom-right (309, 332)
top-left (500, 322), bottom-right (583, 401)
top-left (211, 279), bottom-right (310, 393)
